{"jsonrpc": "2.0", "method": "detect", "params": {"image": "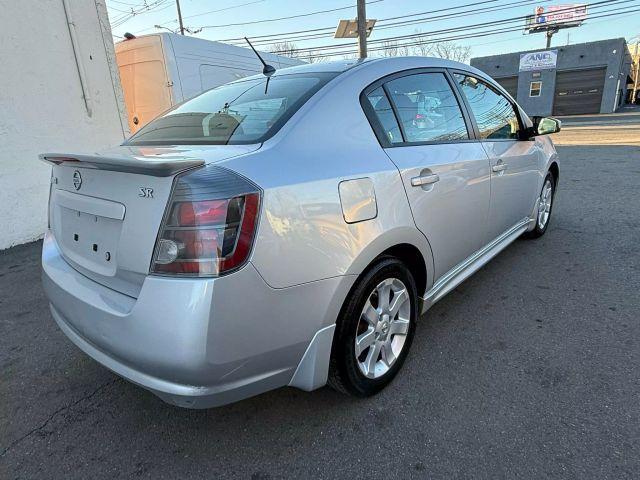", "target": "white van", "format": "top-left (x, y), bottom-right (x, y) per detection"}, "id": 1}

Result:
top-left (115, 33), bottom-right (304, 132)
